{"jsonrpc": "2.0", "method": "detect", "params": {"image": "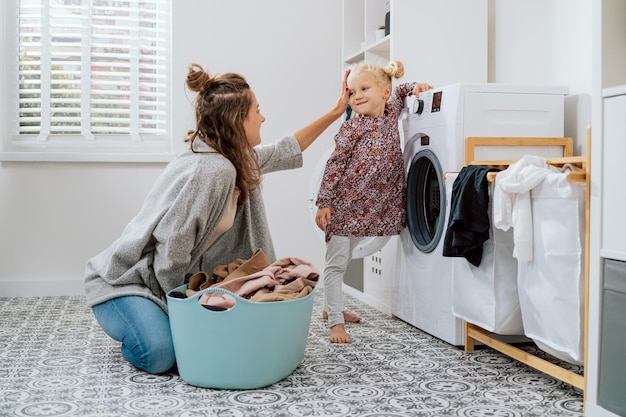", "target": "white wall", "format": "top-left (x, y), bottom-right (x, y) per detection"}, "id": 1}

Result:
top-left (0, 0), bottom-right (593, 296)
top-left (488, 0), bottom-right (592, 154)
top-left (171, 0), bottom-right (343, 279)
top-left (0, 0), bottom-right (342, 296)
